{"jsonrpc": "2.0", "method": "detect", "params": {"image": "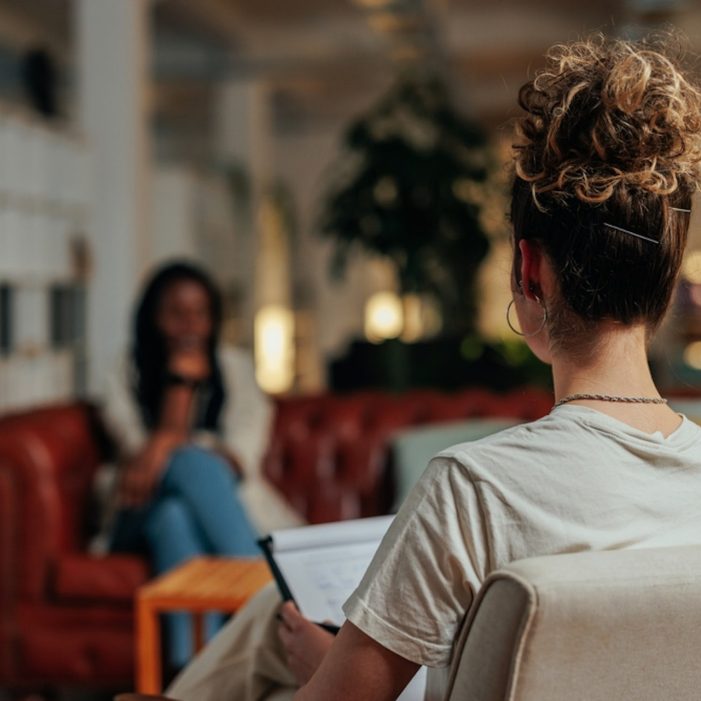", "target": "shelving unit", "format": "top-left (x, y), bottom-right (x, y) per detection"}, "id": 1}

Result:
top-left (0, 107), bottom-right (91, 412)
